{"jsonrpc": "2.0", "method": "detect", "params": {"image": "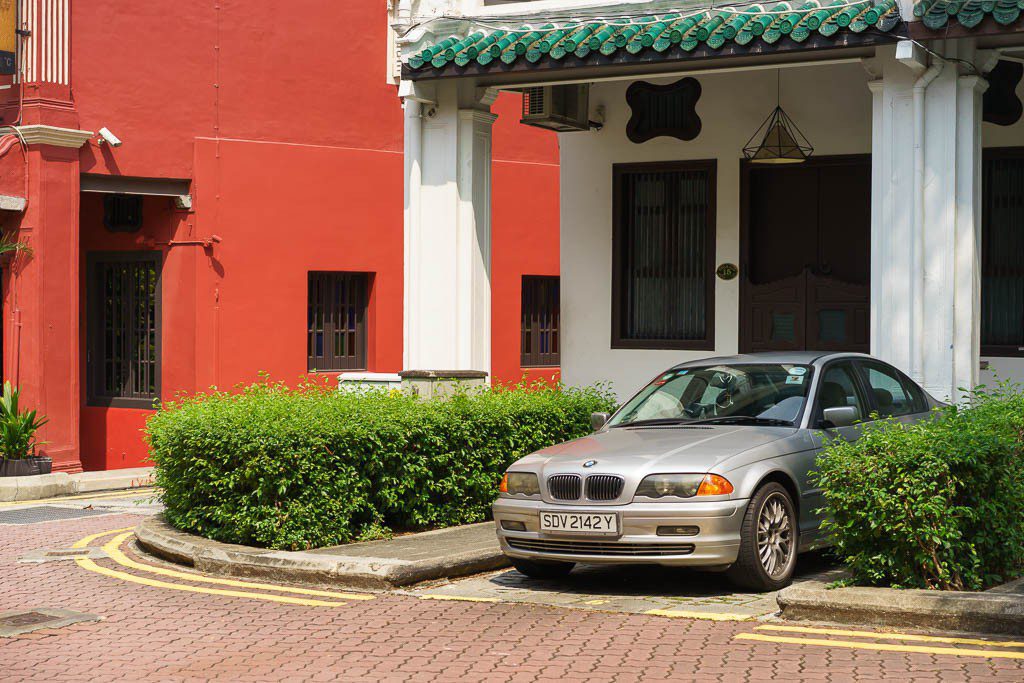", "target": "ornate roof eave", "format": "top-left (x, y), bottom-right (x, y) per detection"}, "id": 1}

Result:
top-left (402, 0), bottom-right (906, 82)
top-left (397, 1), bottom-right (735, 60)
